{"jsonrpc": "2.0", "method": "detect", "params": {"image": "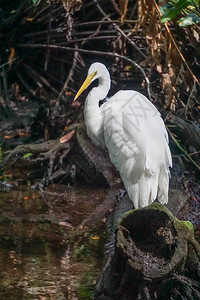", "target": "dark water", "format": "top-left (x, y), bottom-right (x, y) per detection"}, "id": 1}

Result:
top-left (0, 185), bottom-right (107, 299)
